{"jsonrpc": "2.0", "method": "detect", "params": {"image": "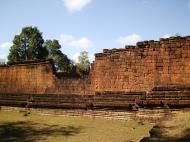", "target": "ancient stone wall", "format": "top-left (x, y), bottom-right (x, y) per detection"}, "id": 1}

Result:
top-left (0, 61), bottom-right (90, 95)
top-left (0, 61), bottom-right (54, 94)
top-left (1, 36), bottom-right (190, 109)
top-left (92, 36), bottom-right (190, 93)
top-left (50, 77), bottom-right (92, 95)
